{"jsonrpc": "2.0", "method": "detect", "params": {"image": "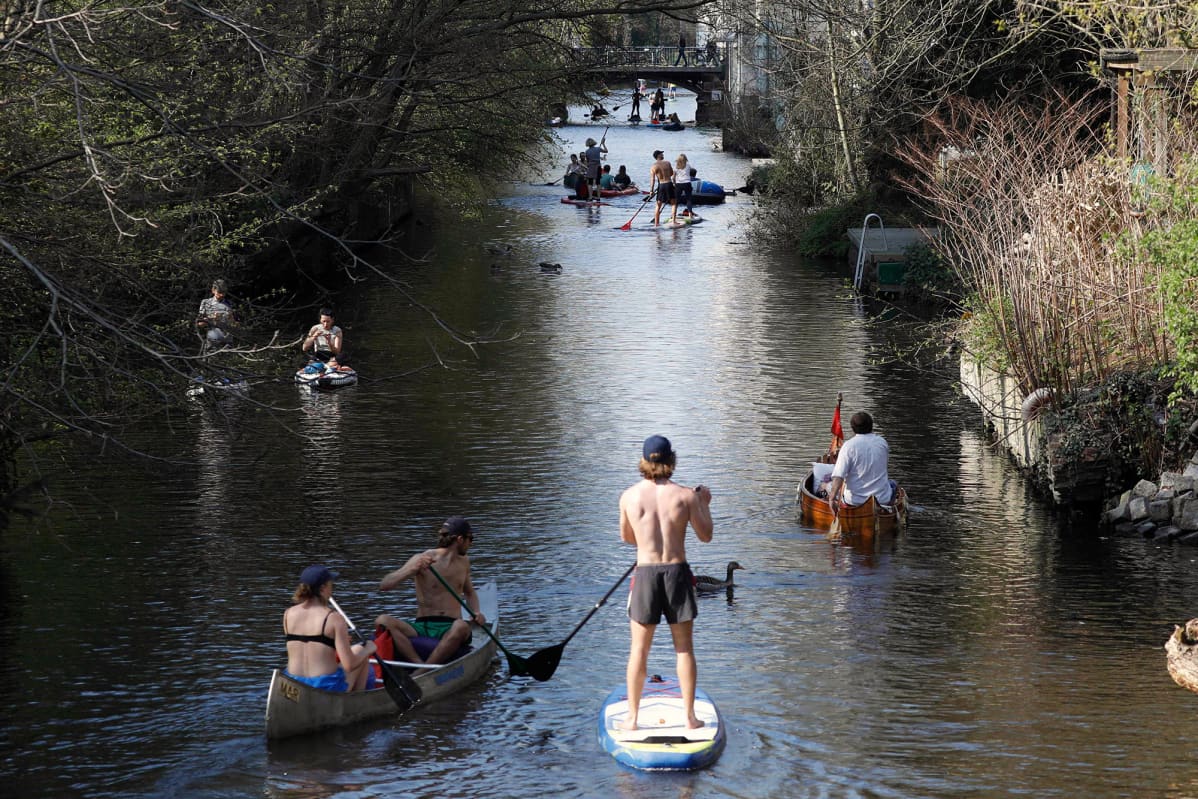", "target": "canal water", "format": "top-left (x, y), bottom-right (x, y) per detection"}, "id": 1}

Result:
top-left (4, 90), bottom-right (1198, 799)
